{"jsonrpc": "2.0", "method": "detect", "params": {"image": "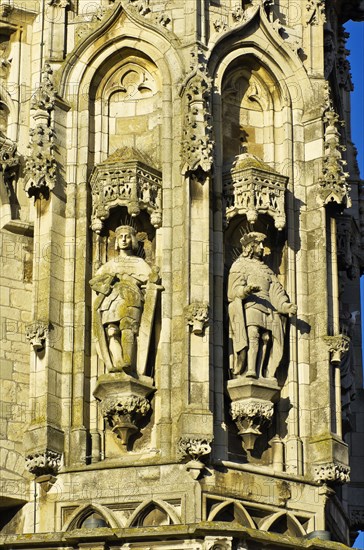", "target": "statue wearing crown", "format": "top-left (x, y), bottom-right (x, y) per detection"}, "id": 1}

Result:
top-left (228, 232), bottom-right (297, 379)
top-left (90, 225), bottom-right (161, 377)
